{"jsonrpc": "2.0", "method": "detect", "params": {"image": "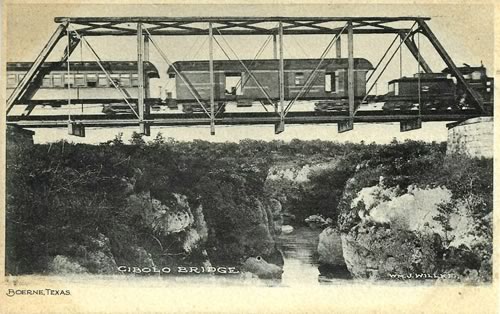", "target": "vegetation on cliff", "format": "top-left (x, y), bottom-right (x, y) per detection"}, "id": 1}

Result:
top-left (6, 134), bottom-right (492, 282)
top-left (333, 140), bottom-right (493, 282)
